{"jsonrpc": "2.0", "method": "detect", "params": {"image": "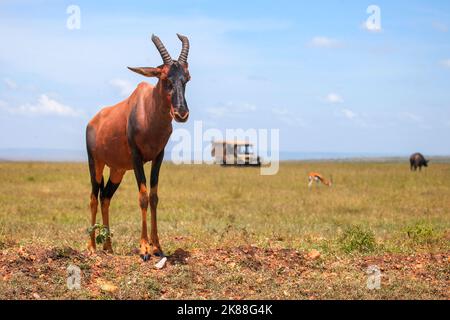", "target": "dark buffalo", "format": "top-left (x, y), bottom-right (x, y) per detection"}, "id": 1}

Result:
top-left (410, 153), bottom-right (429, 171)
